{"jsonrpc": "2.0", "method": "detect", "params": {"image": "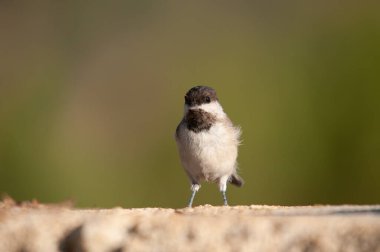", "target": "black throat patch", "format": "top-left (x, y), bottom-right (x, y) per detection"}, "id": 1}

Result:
top-left (185, 109), bottom-right (216, 133)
